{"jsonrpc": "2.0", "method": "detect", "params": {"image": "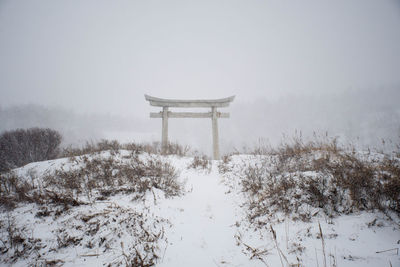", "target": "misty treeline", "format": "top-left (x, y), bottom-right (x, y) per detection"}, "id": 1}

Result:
top-left (0, 87), bottom-right (399, 155)
top-left (0, 127), bottom-right (189, 172)
top-left (0, 105), bottom-right (149, 146)
top-left (225, 87), bottom-right (400, 152)
top-left (0, 128), bottom-right (61, 172)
